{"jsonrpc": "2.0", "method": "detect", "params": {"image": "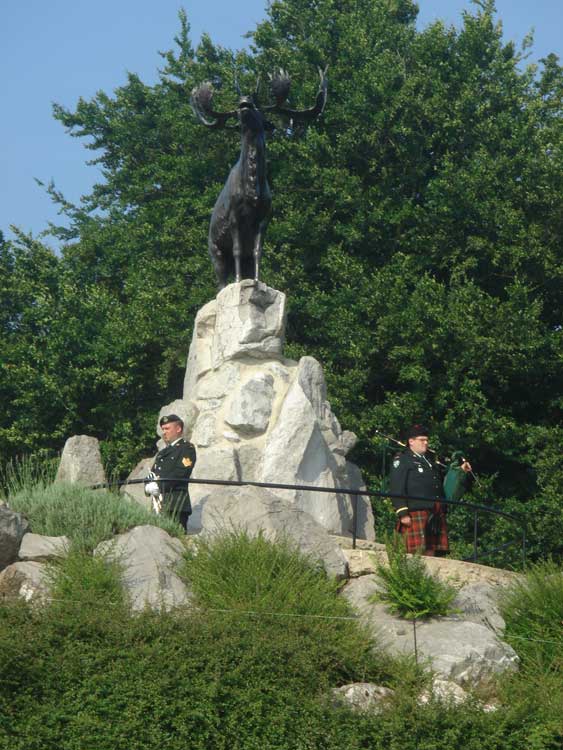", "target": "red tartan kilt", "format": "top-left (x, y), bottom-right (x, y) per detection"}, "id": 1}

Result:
top-left (396, 502), bottom-right (449, 553)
